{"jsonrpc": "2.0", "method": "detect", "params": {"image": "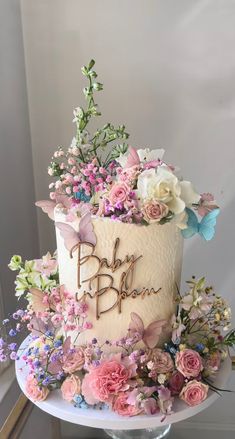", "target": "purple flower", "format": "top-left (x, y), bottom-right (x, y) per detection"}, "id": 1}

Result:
top-left (0, 338), bottom-right (6, 348)
top-left (10, 352), bottom-right (18, 360)
top-left (0, 354), bottom-right (7, 362)
top-left (2, 319), bottom-right (9, 325)
top-left (8, 343), bottom-right (17, 351)
top-left (9, 329), bottom-right (17, 337)
top-left (12, 313), bottom-right (20, 320)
